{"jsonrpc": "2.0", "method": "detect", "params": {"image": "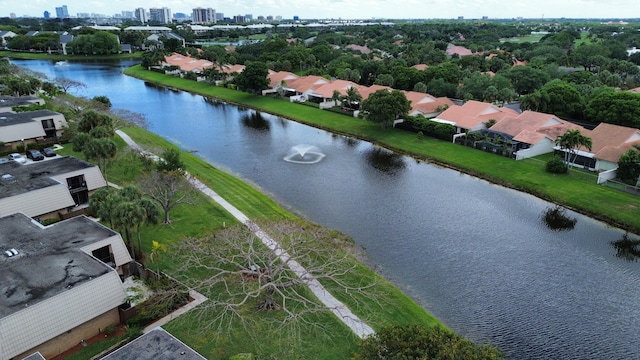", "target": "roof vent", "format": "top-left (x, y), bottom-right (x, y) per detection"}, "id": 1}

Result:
top-left (4, 249), bottom-right (18, 257)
